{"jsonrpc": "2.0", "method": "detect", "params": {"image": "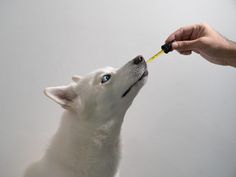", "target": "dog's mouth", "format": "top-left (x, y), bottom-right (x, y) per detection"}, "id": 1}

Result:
top-left (121, 69), bottom-right (148, 98)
